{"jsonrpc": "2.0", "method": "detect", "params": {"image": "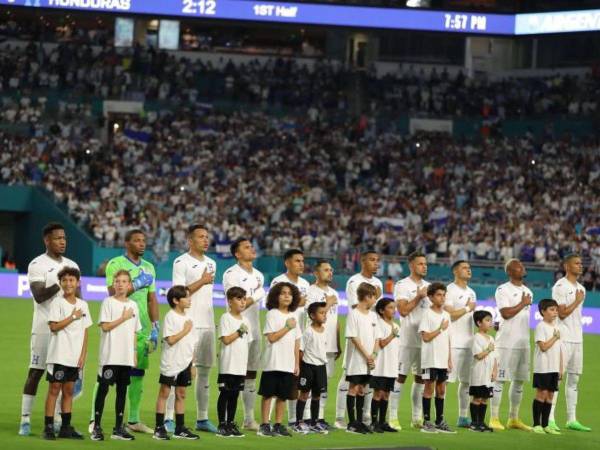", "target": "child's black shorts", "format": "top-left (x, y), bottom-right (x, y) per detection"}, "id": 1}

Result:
top-left (469, 385), bottom-right (494, 398)
top-left (421, 368), bottom-right (448, 382)
top-left (258, 371), bottom-right (295, 400)
top-left (533, 372), bottom-right (559, 392)
top-left (159, 363), bottom-right (192, 387)
top-left (369, 376), bottom-right (395, 392)
top-left (218, 373), bottom-right (245, 392)
top-left (97, 365), bottom-right (132, 386)
top-left (298, 362), bottom-right (327, 394)
top-left (47, 364), bottom-right (78, 383)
